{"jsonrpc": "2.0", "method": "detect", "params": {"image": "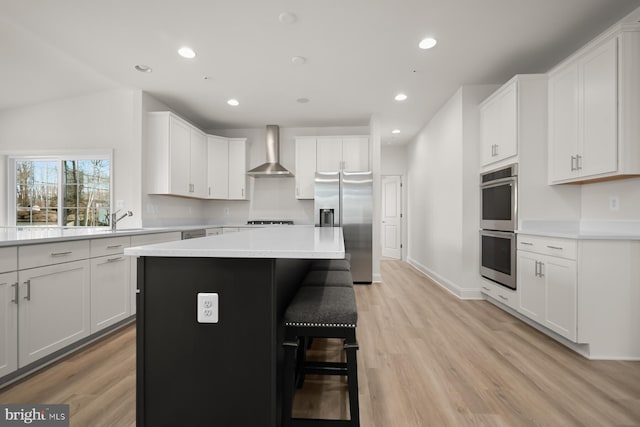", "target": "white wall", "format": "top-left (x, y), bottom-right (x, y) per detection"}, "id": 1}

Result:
top-left (0, 89), bottom-right (141, 228)
top-left (406, 85), bottom-right (497, 298)
top-left (370, 114), bottom-right (382, 282)
top-left (580, 178), bottom-right (640, 220)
